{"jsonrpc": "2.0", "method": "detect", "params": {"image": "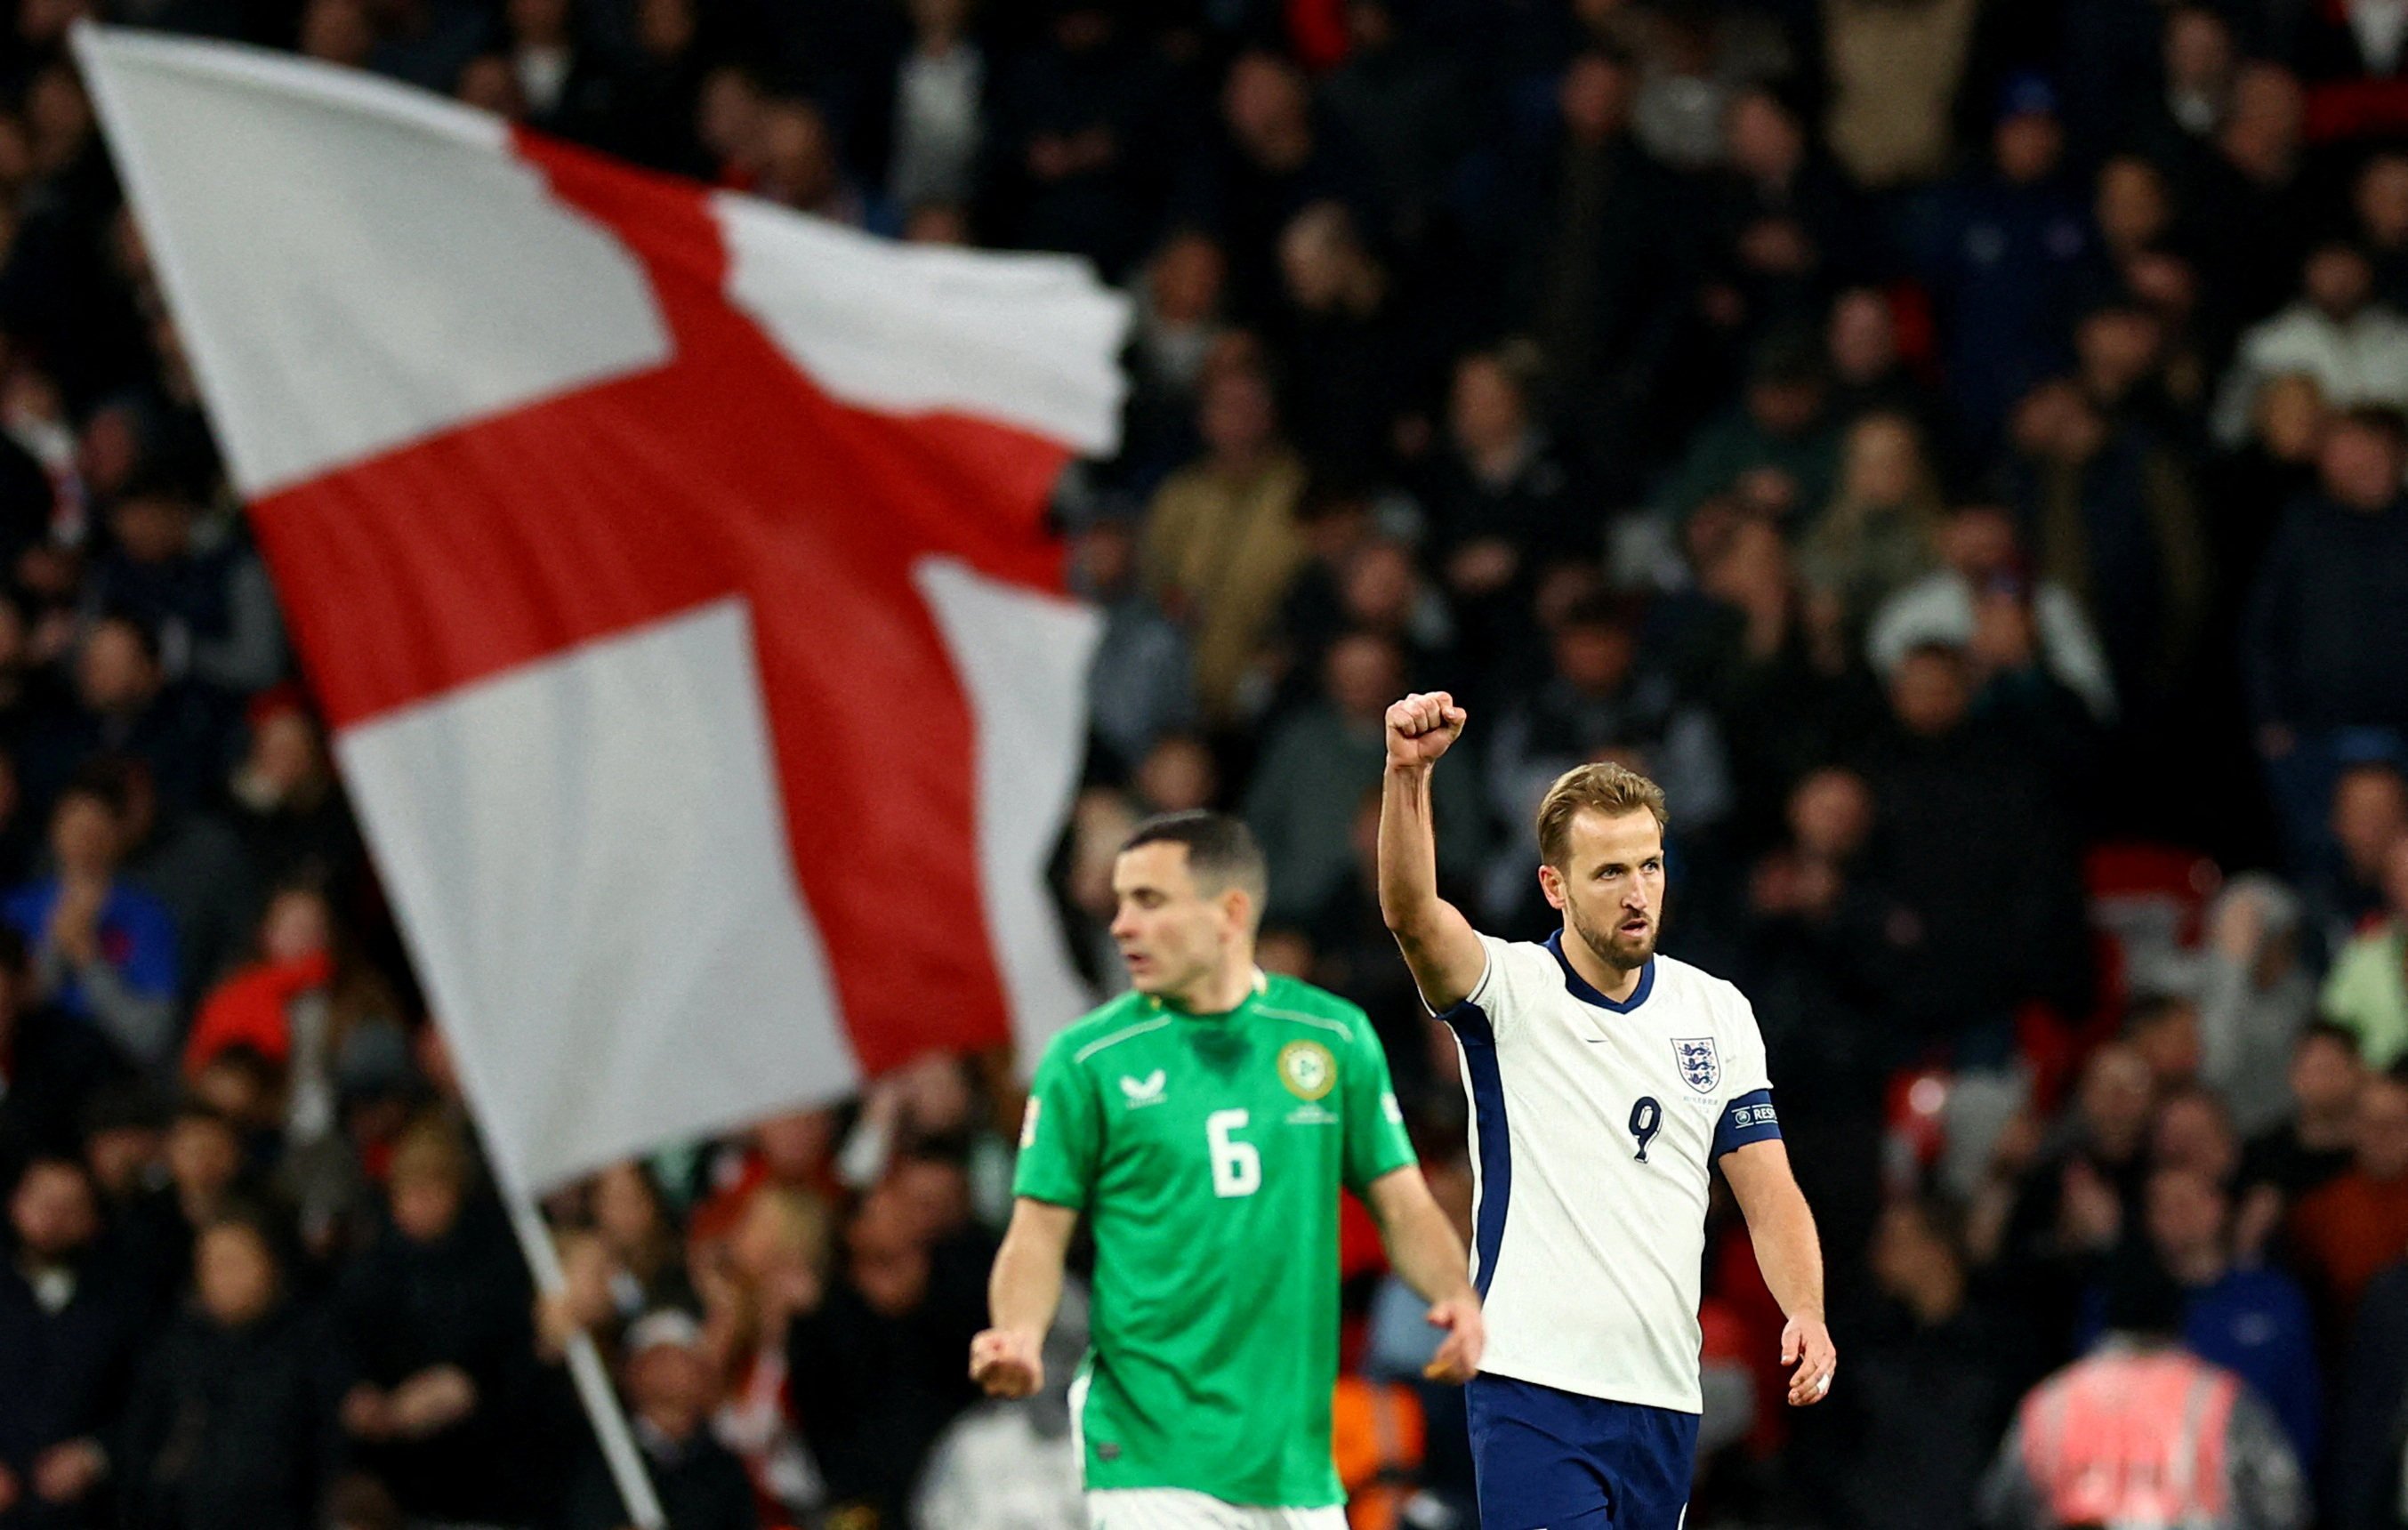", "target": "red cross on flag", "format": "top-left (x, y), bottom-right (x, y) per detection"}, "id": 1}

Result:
top-left (77, 28), bottom-right (1130, 1195)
